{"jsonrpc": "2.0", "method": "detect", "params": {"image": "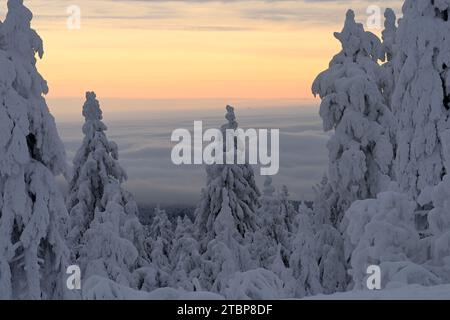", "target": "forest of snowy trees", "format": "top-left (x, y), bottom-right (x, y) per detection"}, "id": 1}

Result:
top-left (1, 0), bottom-right (450, 299)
